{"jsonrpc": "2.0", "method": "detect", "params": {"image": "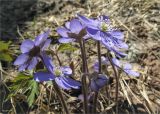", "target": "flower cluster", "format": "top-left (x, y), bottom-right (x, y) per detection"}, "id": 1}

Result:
top-left (14, 30), bottom-right (81, 90)
top-left (14, 14), bottom-right (139, 92)
top-left (77, 14), bottom-right (128, 57)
